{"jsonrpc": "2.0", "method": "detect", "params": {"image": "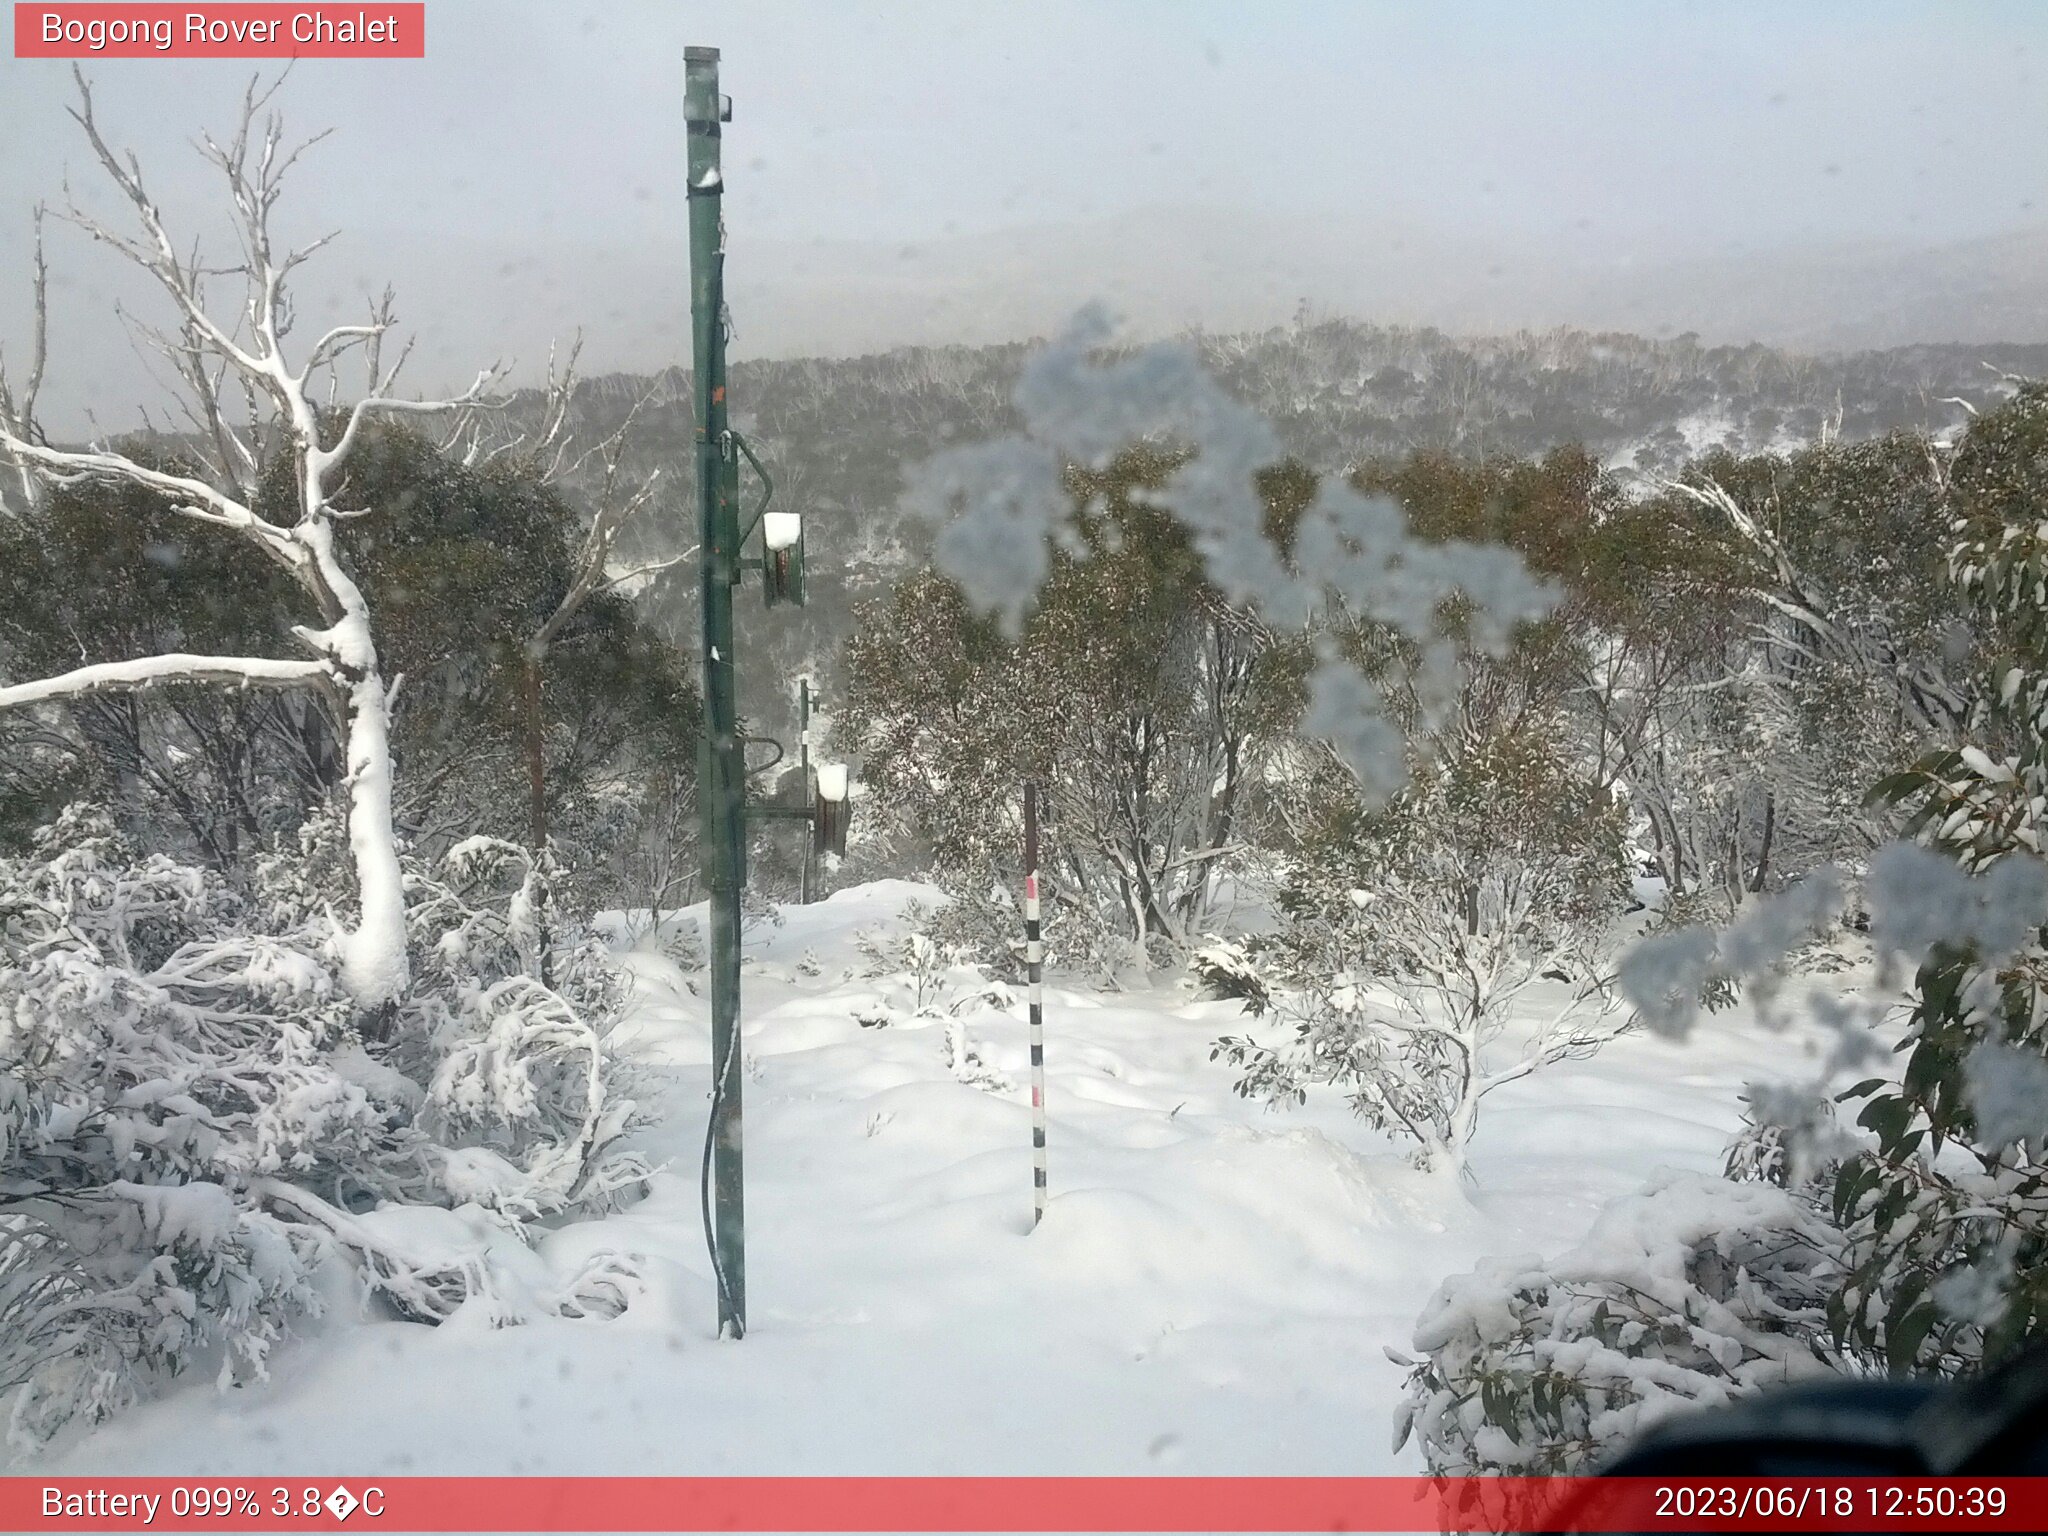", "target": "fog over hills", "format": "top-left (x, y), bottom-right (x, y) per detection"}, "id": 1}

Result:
top-left (26, 205), bottom-right (2048, 435)
top-left (734, 209), bottom-right (2029, 355)
top-left (1576, 226), bottom-right (2048, 352)
top-left (733, 208), bottom-right (2048, 356)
